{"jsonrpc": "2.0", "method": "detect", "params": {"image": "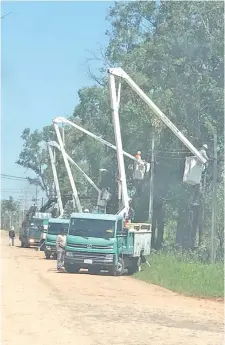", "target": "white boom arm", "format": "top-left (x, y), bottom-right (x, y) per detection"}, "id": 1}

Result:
top-left (109, 74), bottom-right (129, 217)
top-left (48, 144), bottom-right (64, 216)
top-left (48, 141), bottom-right (101, 194)
top-left (108, 68), bottom-right (206, 165)
top-left (53, 122), bottom-right (82, 213)
top-left (53, 117), bottom-right (141, 163)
